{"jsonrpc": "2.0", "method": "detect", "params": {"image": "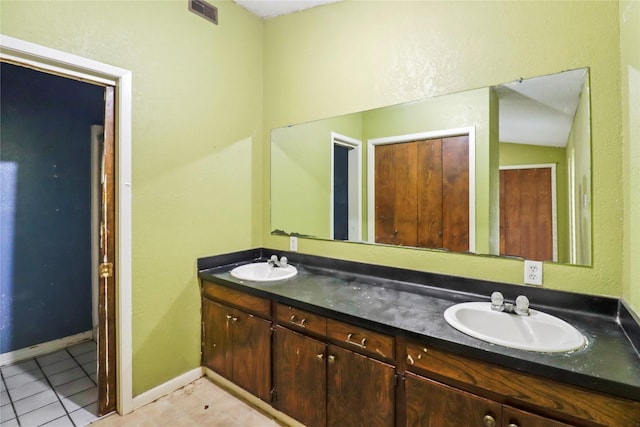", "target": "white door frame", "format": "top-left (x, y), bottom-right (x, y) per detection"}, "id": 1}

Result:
top-left (500, 163), bottom-right (558, 262)
top-left (367, 127), bottom-right (476, 252)
top-left (330, 132), bottom-right (362, 241)
top-left (0, 34), bottom-right (133, 415)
